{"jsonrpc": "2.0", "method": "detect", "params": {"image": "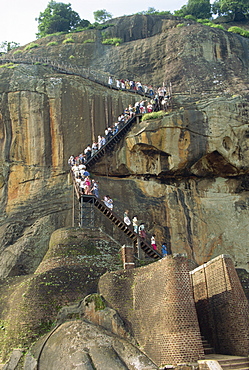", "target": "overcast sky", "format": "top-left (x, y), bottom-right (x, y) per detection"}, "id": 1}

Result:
top-left (3, 0), bottom-right (190, 46)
